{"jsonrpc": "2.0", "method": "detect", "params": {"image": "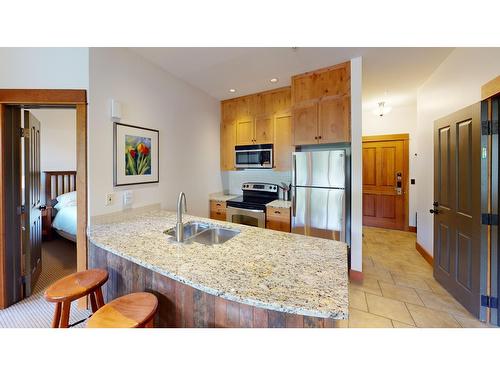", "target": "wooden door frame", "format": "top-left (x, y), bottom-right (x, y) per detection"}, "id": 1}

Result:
top-left (362, 133), bottom-right (410, 231)
top-left (0, 89), bottom-right (88, 309)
